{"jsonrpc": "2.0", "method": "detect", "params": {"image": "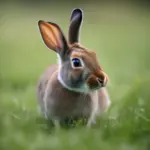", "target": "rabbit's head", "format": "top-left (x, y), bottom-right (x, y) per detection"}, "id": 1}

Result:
top-left (38, 8), bottom-right (109, 93)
